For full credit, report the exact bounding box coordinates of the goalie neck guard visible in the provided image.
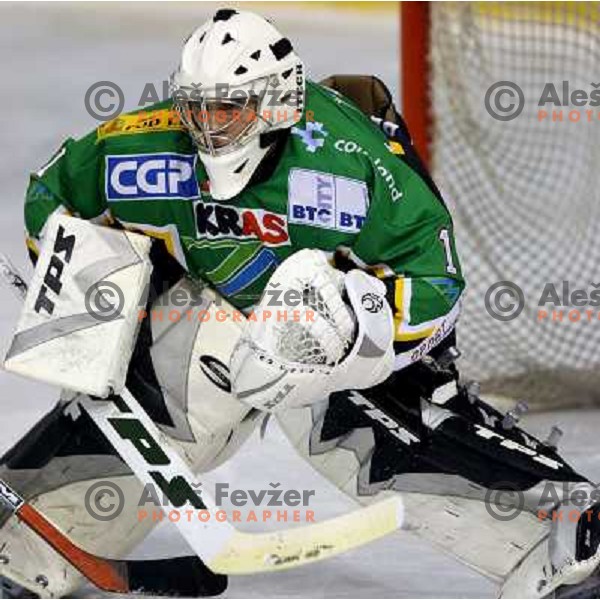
[170,9,305,200]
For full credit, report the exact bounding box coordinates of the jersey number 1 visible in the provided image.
[439,228,457,275]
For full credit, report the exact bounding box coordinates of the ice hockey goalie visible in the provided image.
[3,8,600,599]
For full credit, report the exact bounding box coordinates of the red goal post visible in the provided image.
[400,1,431,167]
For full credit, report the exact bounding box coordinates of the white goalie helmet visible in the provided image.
[170,9,305,200]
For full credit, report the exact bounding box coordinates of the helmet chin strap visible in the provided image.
[249,129,290,183]
[259,129,284,149]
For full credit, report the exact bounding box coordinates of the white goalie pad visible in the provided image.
[3,214,152,397]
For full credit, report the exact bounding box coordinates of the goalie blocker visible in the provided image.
[4,213,153,397]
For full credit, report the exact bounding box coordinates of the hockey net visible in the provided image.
[402,2,600,409]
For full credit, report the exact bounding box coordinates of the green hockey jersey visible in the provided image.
[24,80,464,369]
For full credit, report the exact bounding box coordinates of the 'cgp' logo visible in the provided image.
[106,153,199,200]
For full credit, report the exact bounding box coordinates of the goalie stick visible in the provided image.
[0,253,403,579]
[0,478,227,597]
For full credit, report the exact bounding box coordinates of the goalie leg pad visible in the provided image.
[0,400,156,598]
[276,355,589,587]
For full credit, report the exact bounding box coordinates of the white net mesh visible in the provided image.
[429,2,600,407]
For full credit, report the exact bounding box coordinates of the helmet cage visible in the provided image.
[171,75,280,157]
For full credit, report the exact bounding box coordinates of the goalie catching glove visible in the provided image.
[230,249,394,411]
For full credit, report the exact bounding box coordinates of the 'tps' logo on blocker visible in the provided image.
[106,153,199,200]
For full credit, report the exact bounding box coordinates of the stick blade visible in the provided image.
[127,556,228,597]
